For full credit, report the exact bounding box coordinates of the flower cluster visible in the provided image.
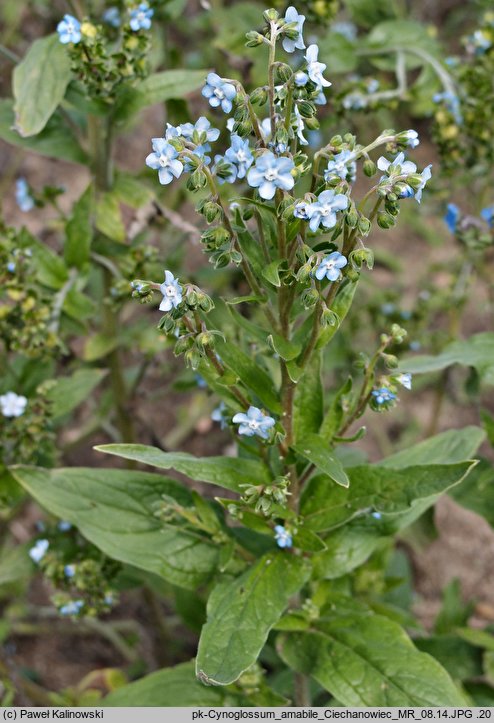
[377,153,432,204]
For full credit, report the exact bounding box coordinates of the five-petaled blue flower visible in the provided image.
[103,6,121,27]
[247,152,294,200]
[414,165,432,204]
[29,539,49,564]
[146,139,184,185]
[395,373,412,390]
[179,117,220,144]
[481,206,494,228]
[60,600,84,616]
[58,520,72,532]
[57,14,81,44]
[305,44,331,88]
[129,2,153,31]
[274,525,293,549]
[324,150,356,183]
[232,406,275,440]
[15,178,34,212]
[211,402,228,429]
[371,388,396,405]
[444,203,460,233]
[202,73,237,114]
[225,135,254,178]
[0,391,27,417]
[377,152,417,178]
[159,270,182,312]
[306,189,348,232]
[64,564,76,578]
[315,251,348,282]
[282,6,306,53]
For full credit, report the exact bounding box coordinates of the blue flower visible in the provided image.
[194,374,207,388]
[7,261,15,273]
[225,135,254,178]
[401,129,419,148]
[247,152,294,200]
[103,7,121,27]
[371,388,396,405]
[371,511,382,520]
[60,600,84,616]
[58,520,72,532]
[433,91,462,124]
[342,92,367,110]
[146,139,183,185]
[0,391,27,418]
[332,21,357,41]
[324,150,356,183]
[395,373,412,390]
[232,406,275,440]
[305,44,331,88]
[468,30,492,55]
[159,270,182,312]
[64,564,76,578]
[282,6,306,53]
[314,251,347,282]
[57,14,81,44]
[129,3,153,31]
[294,200,310,219]
[211,402,228,429]
[377,152,417,178]
[366,78,380,93]
[306,190,348,232]
[481,206,494,228]
[444,203,460,233]
[179,117,220,145]
[202,73,237,113]
[293,106,309,146]
[414,164,432,203]
[15,178,34,212]
[274,525,293,549]
[29,539,49,564]
[294,71,309,87]
[213,155,237,184]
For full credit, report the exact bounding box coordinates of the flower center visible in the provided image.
[165,284,176,297]
[237,150,247,162]
[159,154,170,168]
[214,88,225,100]
[137,11,146,21]
[321,205,331,216]
[325,260,336,269]
[67,20,75,33]
[248,420,260,430]
[265,169,278,182]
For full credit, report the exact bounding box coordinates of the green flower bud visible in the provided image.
[406,174,423,191]
[230,250,243,265]
[184,348,201,370]
[390,323,407,343]
[196,331,215,350]
[282,21,300,40]
[320,307,339,327]
[377,212,395,229]
[186,289,198,307]
[197,292,215,312]
[363,159,377,177]
[263,8,279,22]
[275,63,293,83]
[296,263,312,282]
[345,206,358,228]
[301,287,319,309]
[382,353,399,369]
[298,100,316,118]
[245,31,265,47]
[358,216,372,236]
[330,135,343,147]
[305,116,320,130]
[250,86,268,105]
[174,336,193,355]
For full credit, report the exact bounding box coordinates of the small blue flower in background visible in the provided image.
[315,251,347,282]
[225,135,254,178]
[247,152,295,200]
[211,402,228,430]
[7,261,16,273]
[366,78,379,94]
[194,374,207,388]
[0,391,28,418]
[433,91,462,125]
[129,2,154,31]
[294,71,309,87]
[467,30,492,55]
[274,525,293,549]
[60,600,84,616]
[371,387,396,406]
[64,564,76,578]
[414,165,432,203]
[342,92,367,111]
[282,6,306,53]
[103,6,121,27]
[332,21,357,41]
[232,406,275,440]
[395,373,412,390]
[444,203,460,233]
[145,139,184,185]
[15,178,34,212]
[58,520,72,532]
[377,152,417,178]
[159,270,182,312]
[306,190,348,232]
[57,14,81,44]
[104,593,114,605]
[202,73,237,113]
[29,539,49,564]
[481,206,494,228]
[305,44,331,88]
[371,511,382,520]
[324,150,356,183]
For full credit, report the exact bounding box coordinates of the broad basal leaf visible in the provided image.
[13,34,72,137]
[196,553,311,685]
[11,467,219,590]
[96,444,270,492]
[279,614,466,706]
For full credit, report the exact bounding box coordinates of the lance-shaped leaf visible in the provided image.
[293,434,349,488]
[378,426,485,469]
[278,614,466,706]
[293,353,323,442]
[301,461,476,532]
[13,34,72,137]
[46,368,107,419]
[104,661,224,706]
[11,466,219,590]
[96,444,270,492]
[65,185,94,269]
[196,553,311,685]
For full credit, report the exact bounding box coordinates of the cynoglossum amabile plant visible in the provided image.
[10,5,483,709]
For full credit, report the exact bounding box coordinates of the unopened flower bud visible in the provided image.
[301,287,319,309]
[250,87,268,105]
[363,159,377,177]
[382,353,399,369]
[275,63,292,83]
[377,212,395,229]
[245,31,265,47]
[358,216,371,236]
[320,307,339,327]
[263,8,279,22]
[298,100,316,118]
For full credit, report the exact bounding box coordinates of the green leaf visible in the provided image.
[95,192,126,243]
[29,237,68,289]
[293,353,323,442]
[11,466,219,590]
[315,278,358,349]
[13,34,72,137]
[0,544,31,587]
[301,462,476,533]
[113,172,154,209]
[400,333,494,385]
[449,459,494,531]
[318,33,358,73]
[279,614,466,705]
[104,661,224,706]
[414,635,482,682]
[0,99,86,164]
[267,333,301,362]
[293,434,349,488]
[114,69,208,121]
[196,552,311,685]
[215,340,281,414]
[64,185,94,269]
[456,628,494,652]
[95,444,270,492]
[434,579,473,635]
[83,333,118,362]
[320,377,352,442]
[312,526,385,579]
[261,260,282,287]
[378,426,485,469]
[46,368,107,418]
